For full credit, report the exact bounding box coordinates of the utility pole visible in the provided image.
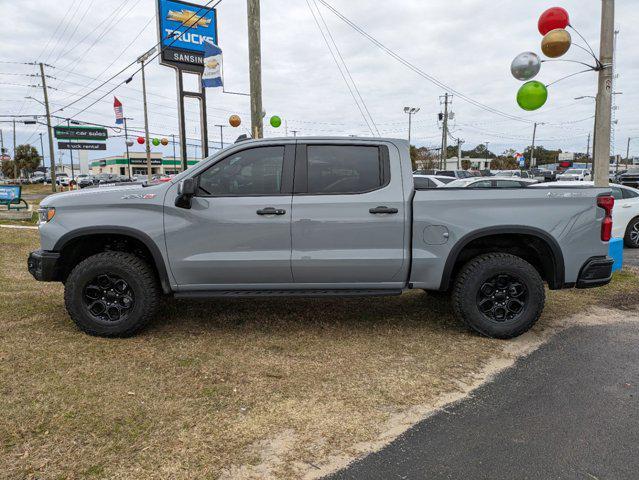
[39,63,56,191]
[137,48,155,183]
[66,119,75,185]
[123,117,132,179]
[247,0,264,139]
[439,93,451,170]
[39,132,45,168]
[13,119,18,180]
[485,141,490,171]
[172,134,177,173]
[593,0,614,187]
[215,124,226,148]
[531,122,538,168]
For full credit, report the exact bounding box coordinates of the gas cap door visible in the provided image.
[423,225,450,245]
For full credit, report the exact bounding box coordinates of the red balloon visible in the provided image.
[538,7,570,35]
[137,136,145,144]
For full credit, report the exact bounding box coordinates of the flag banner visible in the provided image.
[202,40,223,88]
[114,97,124,125]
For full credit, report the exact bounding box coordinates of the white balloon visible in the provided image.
[511,52,541,81]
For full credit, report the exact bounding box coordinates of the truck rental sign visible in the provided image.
[157,0,218,72]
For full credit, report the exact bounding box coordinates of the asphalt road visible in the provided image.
[327,322,639,480]
[624,247,639,268]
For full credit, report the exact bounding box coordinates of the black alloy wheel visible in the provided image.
[476,274,528,322]
[83,273,135,322]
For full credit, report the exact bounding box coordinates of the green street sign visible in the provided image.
[54,126,108,141]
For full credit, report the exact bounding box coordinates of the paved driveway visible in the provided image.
[327,321,639,480]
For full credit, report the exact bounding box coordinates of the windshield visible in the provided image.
[564,169,584,175]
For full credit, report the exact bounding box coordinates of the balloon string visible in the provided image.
[545,68,596,88]
[541,59,597,69]
[568,24,602,67]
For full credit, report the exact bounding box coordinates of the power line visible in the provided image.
[311,0,379,135]
[316,0,535,125]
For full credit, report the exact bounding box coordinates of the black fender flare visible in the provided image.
[53,226,172,294]
[439,226,565,291]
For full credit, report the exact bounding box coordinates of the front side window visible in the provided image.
[307,145,383,194]
[198,146,284,196]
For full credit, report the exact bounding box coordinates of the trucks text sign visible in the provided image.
[157,0,218,72]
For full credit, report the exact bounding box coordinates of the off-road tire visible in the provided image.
[451,253,545,339]
[624,217,639,248]
[64,251,161,337]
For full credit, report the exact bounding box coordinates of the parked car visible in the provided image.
[56,173,70,186]
[413,174,456,188]
[78,176,98,189]
[556,168,592,181]
[532,181,639,247]
[95,173,120,185]
[442,177,538,188]
[29,137,614,340]
[618,168,639,188]
[29,173,46,184]
[530,168,555,183]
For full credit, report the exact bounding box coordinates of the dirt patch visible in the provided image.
[1,229,637,479]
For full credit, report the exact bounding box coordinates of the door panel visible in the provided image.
[164,145,294,288]
[291,143,406,286]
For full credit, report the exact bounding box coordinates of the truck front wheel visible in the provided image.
[64,252,161,337]
[451,253,545,339]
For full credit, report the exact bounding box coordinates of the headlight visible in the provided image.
[38,207,56,223]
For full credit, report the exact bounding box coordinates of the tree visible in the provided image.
[1,160,16,179]
[462,143,495,159]
[14,144,41,176]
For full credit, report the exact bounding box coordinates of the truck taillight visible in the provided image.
[597,195,614,242]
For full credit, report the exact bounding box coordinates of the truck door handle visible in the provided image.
[369,206,398,214]
[256,207,286,215]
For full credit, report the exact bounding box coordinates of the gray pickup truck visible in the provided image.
[28,137,614,339]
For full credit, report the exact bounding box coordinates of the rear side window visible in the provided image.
[471,180,493,188]
[611,186,624,200]
[414,177,435,189]
[622,188,639,199]
[495,180,524,188]
[306,145,386,194]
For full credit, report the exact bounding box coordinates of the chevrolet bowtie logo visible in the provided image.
[167,9,211,28]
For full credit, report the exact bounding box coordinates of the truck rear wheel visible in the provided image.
[64,252,160,337]
[451,253,545,339]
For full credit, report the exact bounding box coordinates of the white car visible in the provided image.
[556,168,592,181]
[442,176,538,188]
[413,174,456,188]
[531,181,639,247]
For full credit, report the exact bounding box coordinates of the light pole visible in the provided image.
[627,137,637,165]
[137,47,156,183]
[123,117,133,179]
[215,124,226,149]
[404,106,420,146]
[485,141,490,171]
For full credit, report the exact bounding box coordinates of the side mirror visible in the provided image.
[175,178,197,209]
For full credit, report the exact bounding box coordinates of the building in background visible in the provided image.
[89,152,201,176]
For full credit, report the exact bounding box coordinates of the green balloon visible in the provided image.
[270,115,282,128]
[152,138,160,146]
[517,81,548,111]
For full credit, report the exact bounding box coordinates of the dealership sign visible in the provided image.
[57,142,107,151]
[130,157,163,165]
[157,0,218,72]
[54,126,108,141]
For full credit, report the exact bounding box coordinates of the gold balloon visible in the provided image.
[229,114,241,128]
[541,28,571,58]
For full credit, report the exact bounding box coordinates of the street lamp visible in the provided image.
[485,141,490,170]
[404,106,420,146]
